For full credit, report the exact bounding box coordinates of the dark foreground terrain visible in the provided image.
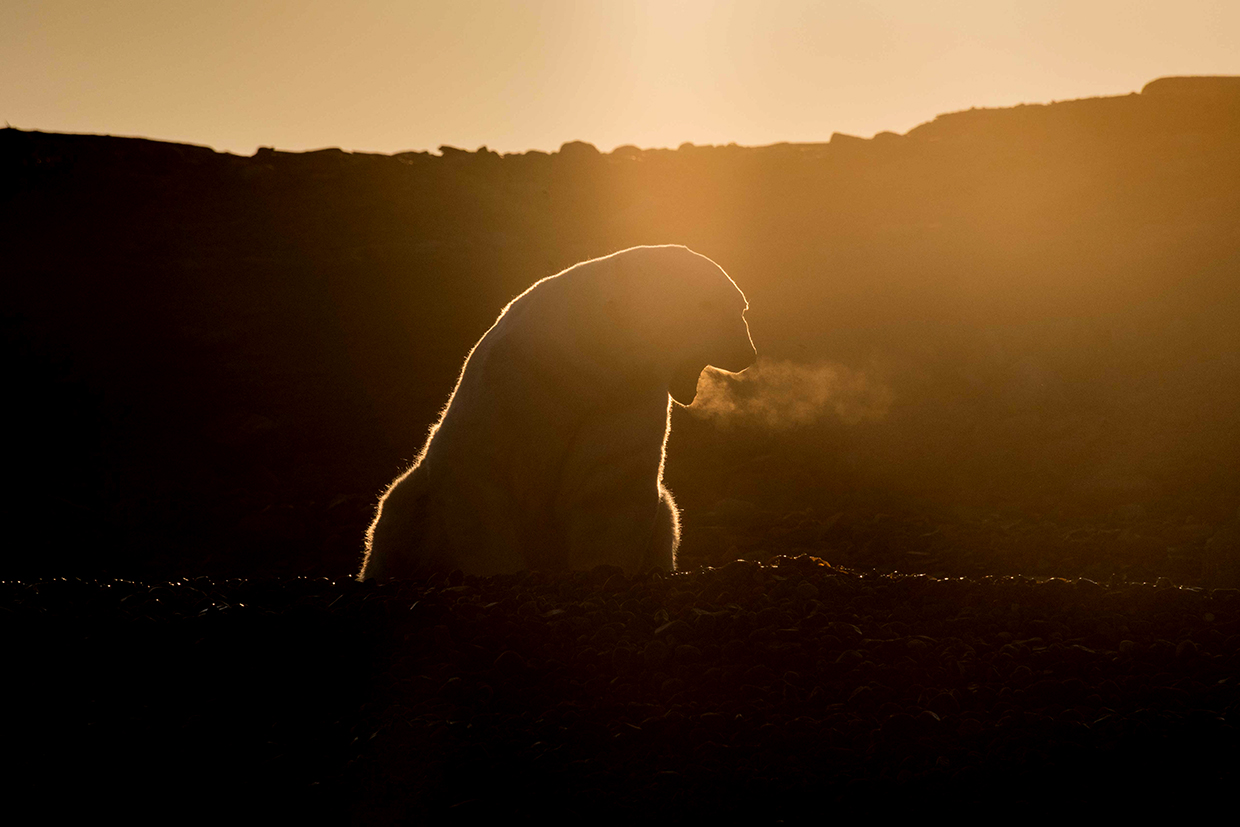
[9,560,1238,820]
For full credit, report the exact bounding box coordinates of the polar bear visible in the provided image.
[359,245,755,580]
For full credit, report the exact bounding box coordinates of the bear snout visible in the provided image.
[669,361,708,405]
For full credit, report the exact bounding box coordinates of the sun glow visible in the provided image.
[2,1,1238,154]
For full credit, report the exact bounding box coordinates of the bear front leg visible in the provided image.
[642,484,680,571]
[555,394,675,574]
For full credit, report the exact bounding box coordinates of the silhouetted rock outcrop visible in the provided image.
[1141,75,1240,97]
[558,139,601,163]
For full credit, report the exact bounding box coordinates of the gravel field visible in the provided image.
[8,557,1239,821]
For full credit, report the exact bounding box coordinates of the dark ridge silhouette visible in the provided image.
[1141,75,1240,97]
[3,76,1239,583]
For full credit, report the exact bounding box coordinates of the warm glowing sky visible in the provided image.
[4,1,1238,156]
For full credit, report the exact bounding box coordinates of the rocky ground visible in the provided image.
[8,557,1238,821]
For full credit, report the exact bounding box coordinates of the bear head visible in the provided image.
[598,245,755,404]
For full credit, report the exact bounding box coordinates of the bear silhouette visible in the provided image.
[360,245,755,579]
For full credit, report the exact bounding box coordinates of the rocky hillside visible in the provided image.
[3,76,1239,582]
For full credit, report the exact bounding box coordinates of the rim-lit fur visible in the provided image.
[360,245,755,580]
